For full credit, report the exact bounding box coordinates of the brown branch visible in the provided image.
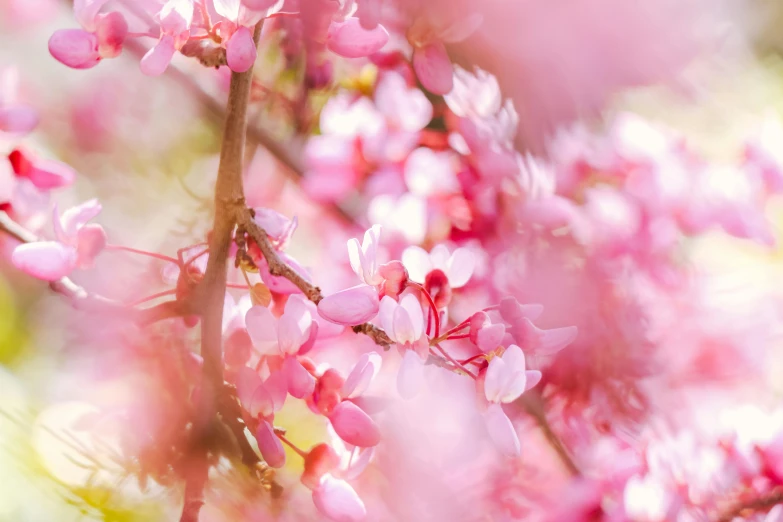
[716,489,783,522]
[517,390,580,477]
[237,209,393,349]
[180,22,263,522]
[0,211,192,324]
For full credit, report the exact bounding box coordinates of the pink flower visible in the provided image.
[401,243,474,289]
[378,294,428,398]
[48,0,128,69]
[0,68,38,135]
[140,0,194,76]
[403,148,460,197]
[318,284,380,326]
[481,344,540,457]
[374,72,433,133]
[341,352,382,399]
[11,199,106,281]
[245,296,317,398]
[347,225,382,286]
[312,474,367,522]
[211,0,284,72]
[251,207,298,250]
[256,419,286,468]
[235,365,286,419]
[469,312,506,353]
[328,400,380,448]
[499,297,577,356]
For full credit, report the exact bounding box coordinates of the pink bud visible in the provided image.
[95,11,128,58]
[75,223,107,268]
[329,401,380,448]
[140,35,176,76]
[378,260,408,299]
[412,41,453,95]
[226,26,257,73]
[48,29,101,69]
[312,475,367,522]
[255,420,286,468]
[11,241,77,281]
[327,17,389,59]
[318,285,380,326]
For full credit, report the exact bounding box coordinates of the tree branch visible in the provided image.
[517,390,580,477]
[716,489,783,522]
[180,22,263,522]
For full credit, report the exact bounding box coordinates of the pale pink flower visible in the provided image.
[251,207,298,250]
[0,68,38,135]
[49,0,128,69]
[374,72,433,133]
[7,148,76,191]
[468,311,506,354]
[256,419,286,468]
[403,148,460,197]
[367,193,427,245]
[235,365,286,419]
[140,0,194,76]
[11,199,106,281]
[401,243,474,288]
[378,294,428,399]
[318,284,380,326]
[328,400,381,448]
[326,17,389,58]
[245,295,317,398]
[341,352,382,400]
[347,225,382,286]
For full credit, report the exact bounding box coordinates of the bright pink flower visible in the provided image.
[326,17,388,58]
[318,284,380,326]
[484,344,540,404]
[401,243,474,289]
[0,68,38,135]
[347,225,382,286]
[11,199,106,281]
[49,0,128,69]
[312,474,367,522]
[328,400,380,448]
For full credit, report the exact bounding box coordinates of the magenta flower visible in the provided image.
[8,148,76,191]
[0,68,38,135]
[11,199,106,281]
[48,0,128,69]
[140,0,194,76]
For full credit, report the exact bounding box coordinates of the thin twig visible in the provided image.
[715,489,783,522]
[517,390,580,477]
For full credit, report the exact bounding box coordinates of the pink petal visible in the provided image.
[446,248,474,288]
[399,293,424,341]
[75,223,107,268]
[255,420,286,468]
[24,159,76,190]
[326,17,388,59]
[400,246,432,283]
[524,370,542,392]
[277,309,310,355]
[140,35,176,76]
[241,0,280,10]
[283,356,316,399]
[392,302,415,344]
[342,446,375,480]
[312,475,367,522]
[74,0,110,30]
[235,366,262,408]
[329,401,380,448]
[476,323,505,353]
[257,253,312,294]
[520,319,578,356]
[412,41,453,95]
[266,369,288,411]
[484,403,520,457]
[438,13,483,43]
[378,295,397,335]
[396,349,424,400]
[499,297,544,323]
[59,199,102,237]
[212,0,240,20]
[247,382,274,418]
[356,0,381,29]
[245,305,279,353]
[0,105,38,135]
[318,285,379,326]
[11,241,77,281]
[48,29,101,69]
[342,353,382,399]
[502,344,526,373]
[484,356,508,403]
[226,26,257,73]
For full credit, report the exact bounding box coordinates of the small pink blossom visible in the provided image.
[11,199,106,281]
[211,0,284,73]
[49,0,128,69]
[329,400,381,448]
[312,474,367,522]
[140,0,194,76]
[469,312,506,353]
[252,207,298,250]
[484,344,541,404]
[341,352,382,399]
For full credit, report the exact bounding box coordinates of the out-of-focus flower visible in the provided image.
[48,0,128,69]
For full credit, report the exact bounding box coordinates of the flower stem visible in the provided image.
[106,244,179,263]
